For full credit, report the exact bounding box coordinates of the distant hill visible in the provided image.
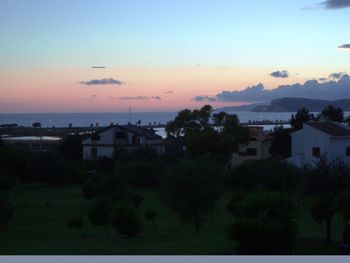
[215,98,350,112]
[252,98,350,112]
[215,102,268,112]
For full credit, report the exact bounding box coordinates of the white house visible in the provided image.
[82,125,163,160]
[287,121,350,167]
[230,127,273,168]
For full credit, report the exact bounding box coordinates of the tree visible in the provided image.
[290,108,314,130]
[88,197,113,237]
[57,134,83,161]
[320,105,344,122]
[269,126,292,158]
[82,174,123,200]
[227,191,297,254]
[161,159,223,234]
[0,194,13,230]
[67,217,83,237]
[111,201,143,238]
[303,155,350,243]
[143,208,158,230]
[32,122,42,128]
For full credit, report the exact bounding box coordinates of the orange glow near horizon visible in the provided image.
[0,67,346,113]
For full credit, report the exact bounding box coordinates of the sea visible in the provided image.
[0,112,299,128]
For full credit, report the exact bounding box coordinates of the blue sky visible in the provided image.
[1,0,349,68]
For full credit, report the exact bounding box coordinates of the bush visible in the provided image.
[229,217,297,255]
[111,201,143,238]
[82,174,123,200]
[143,208,158,228]
[88,197,113,236]
[227,191,297,254]
[67,217,83,232]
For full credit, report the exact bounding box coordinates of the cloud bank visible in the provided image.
[338,44,350,50]
[194,72,350,103]
[80,78,124,86]
[322,0,350,9]
[270,70,289,78]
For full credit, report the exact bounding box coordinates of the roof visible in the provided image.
[248,126,273,140]
[306,121,350,137]
[118,125,162,140]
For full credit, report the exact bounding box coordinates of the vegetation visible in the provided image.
[320,105,344,122]
[161,159,223,234]
[67,217,83,236]
[111,201,143,238]
[302,156,350,243]
[290,108,315,130]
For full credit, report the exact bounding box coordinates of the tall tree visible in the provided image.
[303,156,350,243]
[161,159,223,234]
[320,105,344,122]
[290,108,314,130]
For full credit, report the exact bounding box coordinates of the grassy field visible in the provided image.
[0,184,346,255]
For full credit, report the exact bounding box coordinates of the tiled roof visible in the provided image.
[306,122,350,137]
[119,125,162,140]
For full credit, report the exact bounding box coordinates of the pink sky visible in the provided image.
[0,67,342,113]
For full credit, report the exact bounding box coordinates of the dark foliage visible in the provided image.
[57,134,83,161]
[270,126,292,158]
[0,174,14,191]
[111,201,143,238]
[0,194,14,230]
[290,108,314,131]
[161,159,223,234]
[82,174,123,200]
[67,217,83,231]
[320,105,344,122]
[227,191,297,255]
[228,159,300,192]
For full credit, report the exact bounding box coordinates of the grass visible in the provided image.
[0,184,347,255]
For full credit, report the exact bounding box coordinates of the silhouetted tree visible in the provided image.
[111,201,143,238]
[290,108,314,130]
[320,105,344,122]
[227,191,297,254]
[57,134,83,161]
[161,159,223,234]
[32,122,42,128]
[270,126,292,158]
[303,156,350,243]
[0,194,13,230]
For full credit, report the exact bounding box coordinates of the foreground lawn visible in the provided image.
[0,184,346,255]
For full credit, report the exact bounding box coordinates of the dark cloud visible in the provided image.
[270,70,289,79]
[338,44,350,49]
[193,96,217,102]
[90,94,97,98]
[329,72,350,80]
[118,96,161,100]
[197,73,350,102]
[80,78,124,86]
[321,0,350,9]
[165,90,174,94]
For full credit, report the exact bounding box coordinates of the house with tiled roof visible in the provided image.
[230,126,273,168]
[287,121,350,167]
[82,125,163,160]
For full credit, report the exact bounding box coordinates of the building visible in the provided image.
[230,127,273,168]
[287,121,350,167]
[82,125,164,160]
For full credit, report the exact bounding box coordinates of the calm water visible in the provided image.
[0,111,299,128]
[1,111,347,129]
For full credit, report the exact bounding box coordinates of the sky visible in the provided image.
[0,0,349,112]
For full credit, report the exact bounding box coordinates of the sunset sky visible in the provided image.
[0,0,349,113]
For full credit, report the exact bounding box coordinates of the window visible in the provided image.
[246,148,257,156]
[347,146,350,156]
[91,148,97,157]
[116,131,127,140]
[312,147,320,157]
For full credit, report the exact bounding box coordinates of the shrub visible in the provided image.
[82,174,122,200]
[0,194,13,230]
[0,174,14,191]
[111,201,143,238]
[143,208,158,229]
[67,217,83,233]
[88,197,113,236]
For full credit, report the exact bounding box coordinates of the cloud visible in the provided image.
[165,90,174,94]
[90,94,98,98]
[338,44,350,50]
[80,78,124,86]
[321,0,350,9]
[193,96,217,102]
[118,96,162,100]
[329,72,350,80]
[196,73,350,102]
[270,70,289,79]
